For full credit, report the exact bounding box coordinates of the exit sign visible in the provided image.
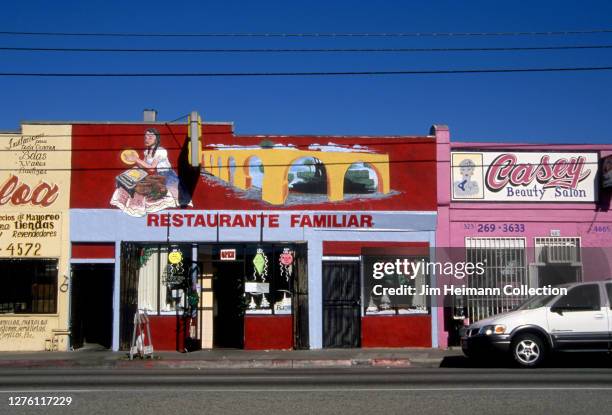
[220,249,236,261]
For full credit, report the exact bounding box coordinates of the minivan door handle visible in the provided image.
[594,314,605,319]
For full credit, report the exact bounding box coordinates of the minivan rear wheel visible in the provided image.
[511,333,546,368]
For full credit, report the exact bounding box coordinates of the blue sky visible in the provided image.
[1,0,612,143]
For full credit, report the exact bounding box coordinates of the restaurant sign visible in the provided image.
[451,151,598,202]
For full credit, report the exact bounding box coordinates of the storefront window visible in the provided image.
[244,245,294,315]
[534,237,581,286]
[137,245,192,314]
[0,259,58,314]
[273,247,294,314]
[363,255,429,315]
[134,243,295,316]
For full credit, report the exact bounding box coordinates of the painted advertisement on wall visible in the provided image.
[70,123,437,213]
[451,151,598,202]
[0,126,71,257]
[0,124,72,351]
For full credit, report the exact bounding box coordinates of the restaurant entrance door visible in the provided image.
[70,264,114,349]
[212,261,245,348]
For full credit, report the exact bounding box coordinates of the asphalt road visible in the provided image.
[1,367,612,415]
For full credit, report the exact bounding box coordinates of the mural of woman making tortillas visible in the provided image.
[110,128,189,217]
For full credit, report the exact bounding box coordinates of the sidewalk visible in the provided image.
[0,347,461,370]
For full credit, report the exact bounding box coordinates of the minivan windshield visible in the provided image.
[517,294,557,310]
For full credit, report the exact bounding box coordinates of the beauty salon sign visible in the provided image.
[451,151,598,202]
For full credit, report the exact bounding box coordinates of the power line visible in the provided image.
[2,160,434,172]
[1,66,612,77]
[1,132,433,140]
[1,159,603,172]
[1,29,612,38]
[0,142,607,151]
[2,45,612,53]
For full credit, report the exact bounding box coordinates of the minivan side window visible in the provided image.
[552,284,600,311]
[606,284,612,309]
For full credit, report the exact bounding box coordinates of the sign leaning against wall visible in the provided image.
[451,151,599,202]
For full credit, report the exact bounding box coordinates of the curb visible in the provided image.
[0,357,418,370]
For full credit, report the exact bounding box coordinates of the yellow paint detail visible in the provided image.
[202,148,390,205]
[126,169,144,179]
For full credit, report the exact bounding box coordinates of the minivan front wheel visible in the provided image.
[511,333,546,367]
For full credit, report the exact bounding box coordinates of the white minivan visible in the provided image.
[461,281,612,367]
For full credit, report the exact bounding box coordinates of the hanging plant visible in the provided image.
[138,247,154,268]
[188,291,199,308]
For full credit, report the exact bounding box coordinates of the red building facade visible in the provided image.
[68,113,439,351]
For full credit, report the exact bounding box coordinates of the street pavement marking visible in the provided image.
[2,387,612,393]
[0,376,314,380]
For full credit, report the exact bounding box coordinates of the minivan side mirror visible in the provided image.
[550,306,564,315]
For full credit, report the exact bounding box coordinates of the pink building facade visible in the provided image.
[433,125,612,348]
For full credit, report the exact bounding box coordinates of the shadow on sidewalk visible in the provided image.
[440,353,612,369]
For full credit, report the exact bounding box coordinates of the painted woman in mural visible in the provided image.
[129,128,181,192]
[110,128,183,217]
